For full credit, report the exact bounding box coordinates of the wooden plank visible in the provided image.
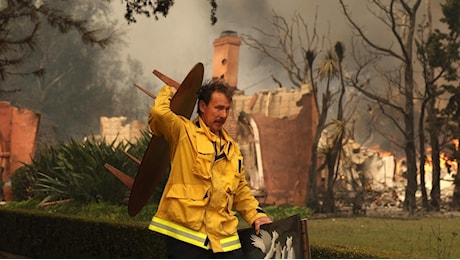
[104,163,134,189]
[128,63,204,217]
[152,69,180,89]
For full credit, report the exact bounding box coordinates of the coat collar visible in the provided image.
[193,116,235,157]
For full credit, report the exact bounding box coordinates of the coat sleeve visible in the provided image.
[232,149,268,226]
[148,85,183,144]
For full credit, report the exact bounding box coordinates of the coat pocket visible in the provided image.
[192,140,214,179]
[165,184,209,231]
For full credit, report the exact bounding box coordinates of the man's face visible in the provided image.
[199,91,231,135]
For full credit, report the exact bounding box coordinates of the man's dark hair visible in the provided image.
[196,80,234,115]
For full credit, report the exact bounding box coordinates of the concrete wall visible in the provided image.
[232,85,312,119]
[99,116,147,146]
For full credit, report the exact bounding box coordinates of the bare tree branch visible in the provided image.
[242,9,320,88]
[339,0,406,61]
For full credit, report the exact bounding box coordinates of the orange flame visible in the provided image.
[424,151,457,174]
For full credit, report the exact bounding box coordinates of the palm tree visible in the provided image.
[314,48,340,213]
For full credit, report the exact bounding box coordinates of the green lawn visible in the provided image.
[308,217,460,258]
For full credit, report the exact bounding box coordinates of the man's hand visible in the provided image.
[253,216,272,235]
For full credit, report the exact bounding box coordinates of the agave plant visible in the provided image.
[12,134,148,205]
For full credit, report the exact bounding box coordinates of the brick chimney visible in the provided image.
[212,30,241,88]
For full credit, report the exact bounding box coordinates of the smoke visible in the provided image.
[112,0,412,91]
[112,0,310,93]
[112,0,446,89]
[111,0,447,153]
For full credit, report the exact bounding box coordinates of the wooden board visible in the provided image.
[128,63,204,217]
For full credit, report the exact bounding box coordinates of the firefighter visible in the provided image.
[148,80,272,258]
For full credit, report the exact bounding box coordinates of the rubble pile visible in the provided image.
[334,140,459,218]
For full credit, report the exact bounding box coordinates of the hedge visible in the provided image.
[0,207,411,258]
[0,208,165,258]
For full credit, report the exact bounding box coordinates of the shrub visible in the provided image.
[11,135,145,205]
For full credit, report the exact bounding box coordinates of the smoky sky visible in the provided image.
[111,0,345,94]
[112,0,444,95]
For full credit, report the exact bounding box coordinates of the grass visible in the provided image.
[308,217,460,258]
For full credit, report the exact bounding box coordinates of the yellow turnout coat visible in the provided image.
[148,86,267,252]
